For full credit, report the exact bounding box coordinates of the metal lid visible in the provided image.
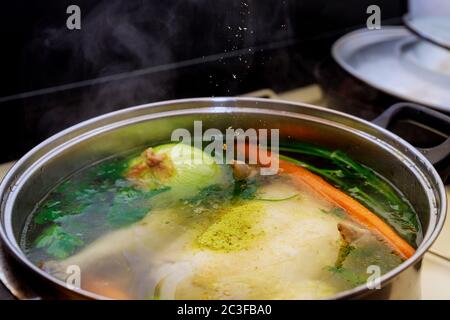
[332,27,450,112]
[404,14,450,50]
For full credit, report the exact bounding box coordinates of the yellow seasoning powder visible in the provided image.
[196,202,265,252]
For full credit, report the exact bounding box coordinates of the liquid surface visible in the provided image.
[23,143,420,299]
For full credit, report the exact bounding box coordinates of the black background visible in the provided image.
[0,0,406,162]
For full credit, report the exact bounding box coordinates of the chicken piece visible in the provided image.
[337,220,371,243]
[231,161,251,180]
[46,180,346,299]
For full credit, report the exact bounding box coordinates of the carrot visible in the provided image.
[84,279,131,300]
[244,143,416,259]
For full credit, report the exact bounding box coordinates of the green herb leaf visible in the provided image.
[320,207,347,219]
[91,157,129,182]
[233,178,258,200]
[327,266,367,287]
[107,186,170,228]
[256,194,298,202]
[34,225,83,259]
[335,241,355,269]
[182,184,233,212]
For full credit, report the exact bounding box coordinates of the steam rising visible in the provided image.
[25,0,292,137]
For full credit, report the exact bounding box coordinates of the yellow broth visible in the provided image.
[22,143,419,299]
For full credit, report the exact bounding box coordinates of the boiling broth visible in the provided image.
[22,142,420,299]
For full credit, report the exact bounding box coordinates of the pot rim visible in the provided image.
[0,97,447,300]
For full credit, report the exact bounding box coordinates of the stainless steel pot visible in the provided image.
[0,98,449,299]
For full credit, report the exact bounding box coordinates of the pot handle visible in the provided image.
[373,102,450,181]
